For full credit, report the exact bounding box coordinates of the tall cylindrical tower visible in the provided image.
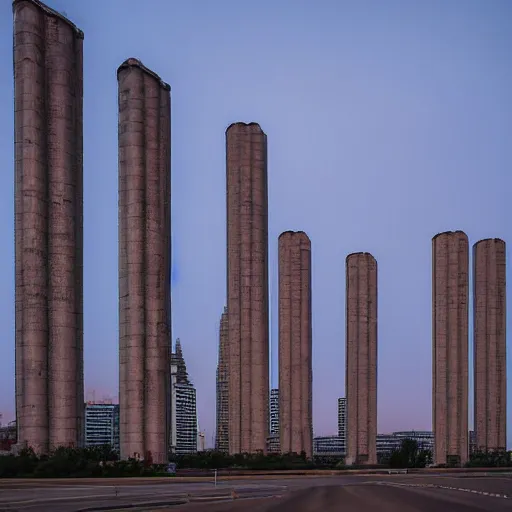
[226,122,269,454]
[13,0,84,453]
[345,252,377,465]
[432,230,469,466]
[118,58,171,463]
[473,238,506,452]
[278,231,312,458]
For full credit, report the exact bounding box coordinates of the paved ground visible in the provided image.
[179,483,512,511]
[0,472,510,511]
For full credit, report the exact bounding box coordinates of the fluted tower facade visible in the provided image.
[345,252,377,465]
[14,0,84,454]
[432,231,469,466]
[473,238,507,452]
[278,231,313,457]
[118,58,171,464]
[226,122,269,454]
[216,307,229,452]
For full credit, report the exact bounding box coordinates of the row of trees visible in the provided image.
[0,441,510,478]
[0,446,169,478]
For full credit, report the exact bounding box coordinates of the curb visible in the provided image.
[78,500,188,511]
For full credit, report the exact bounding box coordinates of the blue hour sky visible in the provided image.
[0,0,511,447]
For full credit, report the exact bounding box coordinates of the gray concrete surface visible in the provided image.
[182,483,512,511]
[0,473,511,511]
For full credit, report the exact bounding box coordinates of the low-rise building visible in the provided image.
[313,435,345,456]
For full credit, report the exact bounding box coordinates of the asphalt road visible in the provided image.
[0,473,510,511]
[181,483,512,511]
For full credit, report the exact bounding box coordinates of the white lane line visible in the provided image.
[376,481,510,499]
[0,491,166,506]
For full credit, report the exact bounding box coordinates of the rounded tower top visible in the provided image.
[117,58,171,91]
[225,122,265,134]
[13,0,84,39]
[432,230,468,242]
[473,237,505,246]
[346,251,376,261]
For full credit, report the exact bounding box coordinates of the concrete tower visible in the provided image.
[226,122,269,454]
[345,252,377,465]
[473,238,507,452]
[432,231,469,466]
[14,0,84,454]
[118,58,171,464]
[216,307,229,452]
[278,231,313,458]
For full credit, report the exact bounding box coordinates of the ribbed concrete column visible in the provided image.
[14,0,84,454]
[118,58,171,463]
[278,231,312,458]
[473,238,506,452]
[432,231,469,466]
[226,122,269,454]
[345,252,377,465]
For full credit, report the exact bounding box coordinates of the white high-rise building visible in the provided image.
[170,339,197,454]
[338,397,347,453]
[85,403,120,453]
[270,388,279,435]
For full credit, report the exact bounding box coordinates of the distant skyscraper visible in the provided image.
[85,403,120,453]
[171,340,197,454]
[118,58,171,464]
[226,122,269,454]
[432,231,469,466]
[13,0,84,454]
[216,308,229,452]
[170,361,178,453]
[338,397,347,453]
[473,238,507,452]
[197,431,206,452]
[345,253,377,465]
[270,389,279,436]
[172,339,190,386]
[278,231,313,457]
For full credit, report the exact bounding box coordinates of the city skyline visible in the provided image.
[0,0,511,448]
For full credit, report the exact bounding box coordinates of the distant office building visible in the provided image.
[216,307,229,453]
[270,389,279,436]
[432,231,469,466]
[170,362,177,453]
[377,431,434,456]
[345,253,378,465]
[226,122,269,455]
[171,339,197,454]
[473,239,507,452]
[197,431,206,452]
[174,385,197,454]
[313,436,345,457]
[393,431,434,452]
[266,434,280,454]
[469,430,476,455]
[376,434,402,455]
[84,403,120,453]
[278,231,313,458]
[337,398,347,453]
[0,421,17,453]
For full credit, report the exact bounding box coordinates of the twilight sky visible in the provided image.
[0,0,511,448]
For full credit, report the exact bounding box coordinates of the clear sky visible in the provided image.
[0,0,511,448]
